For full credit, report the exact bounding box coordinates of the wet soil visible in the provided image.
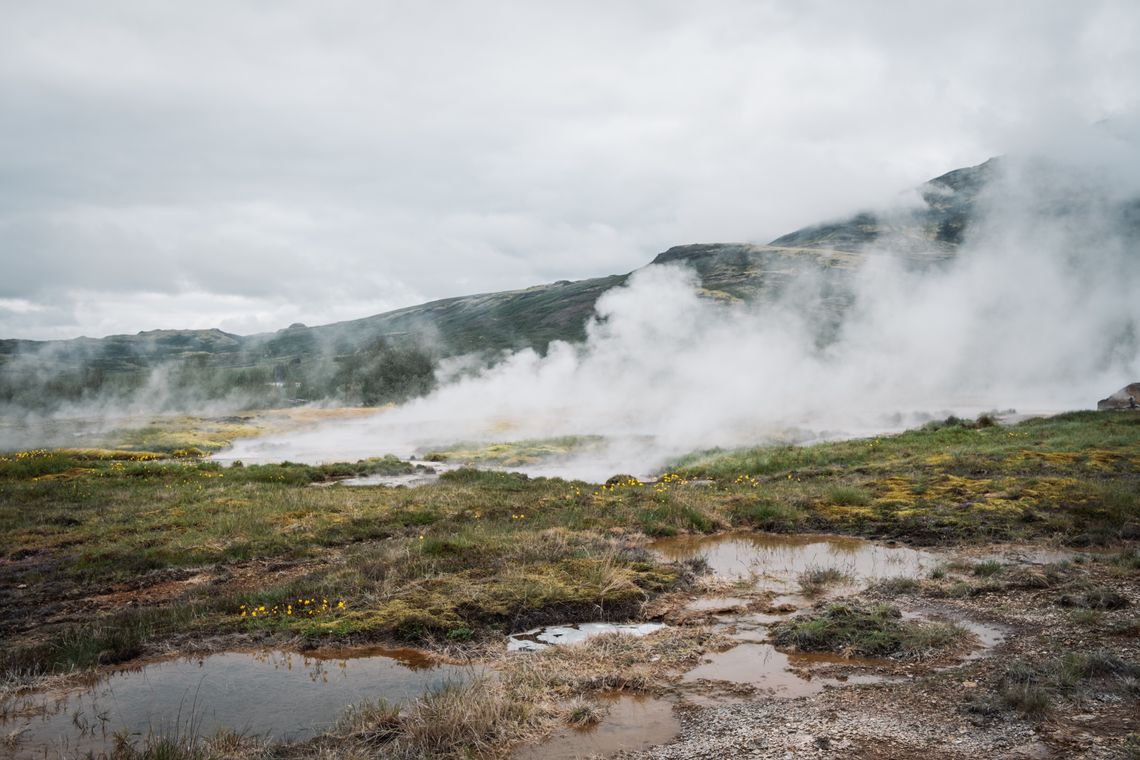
[613,536,1138,760]
[4,532,1136,759]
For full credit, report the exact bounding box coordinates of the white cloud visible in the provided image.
[2,1,1139,339]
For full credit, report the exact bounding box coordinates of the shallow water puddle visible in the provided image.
[512,694,680,760]
[684,595,752,612]
[2,648,471,759]
[507,622,665,652]
[681,642,886,700]
[653,532,935,601]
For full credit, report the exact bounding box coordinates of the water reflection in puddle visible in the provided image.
[653,532,934,601]
[518,534,1007,759]
[2,649,472,759]
[513,694,680,760]
[681,642,886,700]
[507,622,665,653]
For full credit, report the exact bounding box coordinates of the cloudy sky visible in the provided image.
[2,1,1138,341]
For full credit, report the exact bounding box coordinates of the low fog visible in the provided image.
[222,138,1140,480]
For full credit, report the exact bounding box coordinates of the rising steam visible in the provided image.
[223,136,1140,480]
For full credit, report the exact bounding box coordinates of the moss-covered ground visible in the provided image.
[0,410,1138,758]
[1,411,1137,676]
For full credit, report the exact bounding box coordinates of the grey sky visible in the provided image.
[2,1,1138,340]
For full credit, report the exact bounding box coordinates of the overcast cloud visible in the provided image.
[2,1,1138,340]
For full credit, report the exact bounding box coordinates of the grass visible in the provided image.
[826,486,871,506]
[1056,586,1129,610]
[873,575,923,595]
[671,410,1140,543]
[395,678,536,758]
[771,601,971,660]
[999,650,1140,717]
[564,696,603,727]
[2,410,1138,676]
[797,566,851,597]
[323,627,724,759]
[324,678,542,759]
[972,560,1005,577]
[1,409,1138,757]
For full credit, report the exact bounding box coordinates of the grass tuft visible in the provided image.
[772,601,969,660]
[797,567,851,597]
[874,576,922,596]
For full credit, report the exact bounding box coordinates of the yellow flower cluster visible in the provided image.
[511,513,527,519]
[734,474,760,488]
[240,597,346,618]
[591,477,644,499]
[649,471,690,496]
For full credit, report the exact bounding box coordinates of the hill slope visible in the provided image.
[0,159,1003,412]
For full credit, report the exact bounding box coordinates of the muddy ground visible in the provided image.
[616,541,1139,760]
[4,535,1137,759]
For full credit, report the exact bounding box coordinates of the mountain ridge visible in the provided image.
[0,158,1001,411]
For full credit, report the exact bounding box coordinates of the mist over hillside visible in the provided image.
[4,132,1140,466]
[0,155,1019,415]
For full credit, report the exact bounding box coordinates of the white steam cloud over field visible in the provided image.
[224,137,1140,480]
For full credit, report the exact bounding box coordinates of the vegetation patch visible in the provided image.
[1055,587,1130,610]
[324,627,723,759]
[797,567,851,597]
[2,410,1138,680]
[999,651,1140,717]
[772,601,971,660]
[873,576,923,596]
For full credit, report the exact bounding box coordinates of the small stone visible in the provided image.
[16,583,27,589]
[962,681,978,688]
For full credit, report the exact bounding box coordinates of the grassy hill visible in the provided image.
[0,159,1001,413]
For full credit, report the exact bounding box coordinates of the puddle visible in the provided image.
[685,596,751,612]
[1,648,472,759]
[512,694,680,760]
[519,535,1006,758]
[507,622,665,653]
[958,618,1008,658]
[653,532,934,602]
[906,611,1009,664]
[649,534,1004,708]
[680,642,886,699]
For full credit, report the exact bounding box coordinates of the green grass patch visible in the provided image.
[772,601,970,660]
[999,650,1140,717]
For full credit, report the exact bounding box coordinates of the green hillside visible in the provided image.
[0,159,998,412]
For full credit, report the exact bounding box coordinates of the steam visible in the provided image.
[8,126,1140,478]
[221,143,1140,480]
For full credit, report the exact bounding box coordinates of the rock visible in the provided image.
[1096,382,1140,410]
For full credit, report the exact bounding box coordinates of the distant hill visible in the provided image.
[0,159,1002,412]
